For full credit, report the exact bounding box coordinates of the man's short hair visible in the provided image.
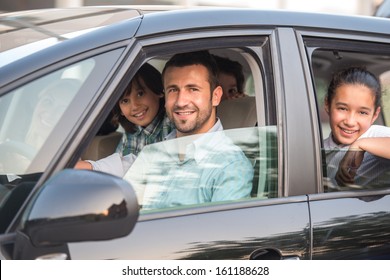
[162,50,220,91]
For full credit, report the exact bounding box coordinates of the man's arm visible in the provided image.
[74,153,136,177]
[74,160,92,170]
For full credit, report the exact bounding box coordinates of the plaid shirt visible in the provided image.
[116,110,174,156]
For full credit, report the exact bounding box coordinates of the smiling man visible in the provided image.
[162,51,223,137]
[124,51,254,210]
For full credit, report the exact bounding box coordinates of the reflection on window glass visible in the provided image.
[124,130,254,211]
[123,126,278,213]
[0,59,94,174]
[380,71,390,126]
[312,49,390,192]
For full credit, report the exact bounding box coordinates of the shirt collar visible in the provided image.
[165,118,223,140]
[324,133,348,150]
[164,118,224,163]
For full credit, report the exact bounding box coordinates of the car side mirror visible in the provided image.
[19,169,139,248]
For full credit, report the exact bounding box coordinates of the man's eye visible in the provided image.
[166,88,177,94]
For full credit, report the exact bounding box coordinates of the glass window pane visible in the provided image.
[311,46,390,192]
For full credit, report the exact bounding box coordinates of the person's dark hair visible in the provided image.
[112,63,164,133]
[162,50,220,92]
[213,55,245,93]
[326,67,382,109]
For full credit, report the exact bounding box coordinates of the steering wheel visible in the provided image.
[0,141,36,173]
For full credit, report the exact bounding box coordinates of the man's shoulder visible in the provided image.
[209,131,253,165]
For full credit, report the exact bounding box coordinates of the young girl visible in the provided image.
[75,63,174,176]
[324,67,390,189]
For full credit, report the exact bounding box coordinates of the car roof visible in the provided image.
[3,6,389,53]
[136,7,390,37]
[2,6,390,88]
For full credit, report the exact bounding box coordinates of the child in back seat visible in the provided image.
[75,63,174,176]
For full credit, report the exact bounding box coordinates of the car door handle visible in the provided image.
[35,253,68,260]
[250,248,300,260]
[281,256,300,260]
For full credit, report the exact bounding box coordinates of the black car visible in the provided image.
[1,6,390,260]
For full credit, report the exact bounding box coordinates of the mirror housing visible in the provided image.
[21,169,139,247]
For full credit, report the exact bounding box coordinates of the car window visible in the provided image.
[0,7,141,66]
[0,49,125,233]
[379,70,390,124]
[309,39,390,192]
[0,65,85,174]
[117,45,278,214]
[0,50,122,176]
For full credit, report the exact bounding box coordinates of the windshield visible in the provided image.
[0,7,141,65]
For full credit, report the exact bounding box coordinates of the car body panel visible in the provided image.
[68,198,310,259]
[136,8,390,38]
[309,192,390,259]
[0,6,390,260]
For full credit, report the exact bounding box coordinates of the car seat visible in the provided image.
[217,96,257,129]
[81,131,122,161]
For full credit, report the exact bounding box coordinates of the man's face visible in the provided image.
[163,64,222,137]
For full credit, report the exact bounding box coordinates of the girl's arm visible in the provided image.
[351,137,390,159]
[335,137,390,186]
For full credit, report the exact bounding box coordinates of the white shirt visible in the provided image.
[87,153,136,178]
[324,125,390,190]
[88,119,224,178]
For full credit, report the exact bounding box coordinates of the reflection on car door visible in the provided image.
[309,193,390,259]
[68,199,311,259]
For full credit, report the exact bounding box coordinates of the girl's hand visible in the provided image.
[335,146,365,186]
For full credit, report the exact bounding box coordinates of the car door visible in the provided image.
[2,13,317,260]
[0,16,142,250]
[63,25,315,260]
[302,29,390,259]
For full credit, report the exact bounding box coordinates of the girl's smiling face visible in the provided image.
[119,78,163,128]
[325,84,381,145]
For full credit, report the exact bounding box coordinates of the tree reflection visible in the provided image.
[313,212,390,259]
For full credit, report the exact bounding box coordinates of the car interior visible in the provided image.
[5,43,390,233]
[80,47,278,200]
[310,45,390,192]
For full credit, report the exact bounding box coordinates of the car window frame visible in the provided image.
[122,31,285,220]
[301,29,390,195]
